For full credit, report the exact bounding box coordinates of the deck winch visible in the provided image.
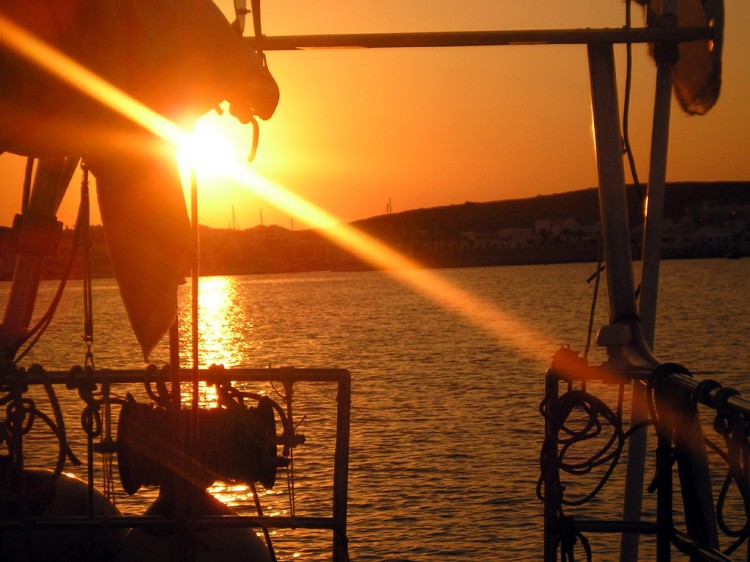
[116,394,288,495]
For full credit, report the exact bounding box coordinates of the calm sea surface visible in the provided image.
[2,259,749,561]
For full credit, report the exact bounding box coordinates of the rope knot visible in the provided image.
[712,387,741,437]
[694,378,721,407]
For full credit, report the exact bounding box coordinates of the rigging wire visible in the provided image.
[79,164,118,503]
[76,163,103,517]
[271,380,298,517]
[80,162,95,370]
[250,480,278,562]
[622,0,645,202]
[583,248,604,360]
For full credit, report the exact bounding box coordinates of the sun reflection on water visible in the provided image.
[179,276,257,368]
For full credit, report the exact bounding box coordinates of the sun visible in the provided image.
[177,104,252,180]
[176,104,268,226]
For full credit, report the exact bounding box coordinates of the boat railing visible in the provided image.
[540,348,750,561]
[0,364,351,562]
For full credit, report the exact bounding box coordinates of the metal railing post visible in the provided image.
[542,371,561,561]
[333,371,351,562]
[586,42,638,325]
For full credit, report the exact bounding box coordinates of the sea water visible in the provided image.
[2,259,749,561]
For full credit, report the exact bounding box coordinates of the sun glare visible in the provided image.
[0,11,563,371]
[178,107,251,179]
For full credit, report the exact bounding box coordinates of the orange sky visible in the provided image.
[1,0,748,229]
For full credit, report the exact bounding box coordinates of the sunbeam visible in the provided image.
[0,11,559,368]
[200,159,561,364]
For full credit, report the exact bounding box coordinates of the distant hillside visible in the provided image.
[1,181,748,279]
[350,181,750,238]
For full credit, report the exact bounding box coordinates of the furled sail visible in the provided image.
[0,0,279,359]
[86,146,192,360]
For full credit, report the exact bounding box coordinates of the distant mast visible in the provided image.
[386,197,393,215]
[232,205,238,230]
[259,209,264,226]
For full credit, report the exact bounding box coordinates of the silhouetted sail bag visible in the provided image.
[0,0,279,155]
[0,0,279,359]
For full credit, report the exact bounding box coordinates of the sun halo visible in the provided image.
[177,105,253,181]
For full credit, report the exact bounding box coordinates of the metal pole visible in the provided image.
[1,157,77,357]
[621,4,679,560]
[257,26,713,51]
[542,372,561,561]
[333,372,351,562]
[640,6,677,349]
[621,6,678,560]
[587,43,639,324]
